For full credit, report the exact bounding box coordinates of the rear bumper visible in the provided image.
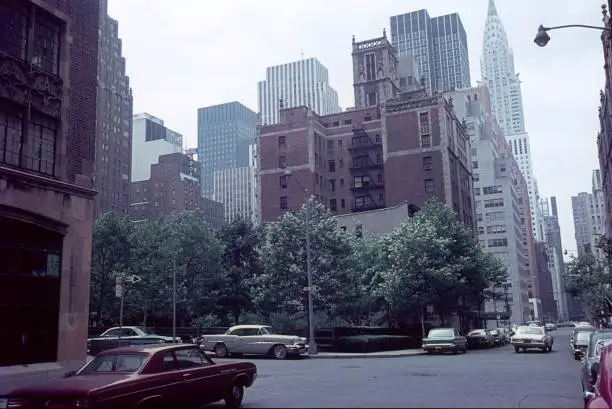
[512,341,547,349]
[423,343,456,351]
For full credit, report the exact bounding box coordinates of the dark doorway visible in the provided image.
[0,216,63,366]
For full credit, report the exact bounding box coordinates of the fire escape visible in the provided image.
[348,127,385,212]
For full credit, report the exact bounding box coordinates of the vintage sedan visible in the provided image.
[575,331,597,360]
[466,329,494,349]
[586,344,612,408]
[511,325,553,353]
[422,328,468,354]
[0,344,257,408]
[87,326,181,356]
[199,325,308,359]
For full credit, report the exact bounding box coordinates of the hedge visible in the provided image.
[336,335,416,353]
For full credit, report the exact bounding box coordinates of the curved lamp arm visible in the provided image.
[542,24,611,32]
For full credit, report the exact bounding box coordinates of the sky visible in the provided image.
[107,0,606,253]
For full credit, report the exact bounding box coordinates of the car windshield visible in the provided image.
[596,340,612,356]
[468,330,486,336]
[79,353,148,375]
[428,329,454,338]
[516,326,544,335]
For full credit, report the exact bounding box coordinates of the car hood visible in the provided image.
[9,374,133,396]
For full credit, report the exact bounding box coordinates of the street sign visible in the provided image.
[125,274,142,284]
[115,283,123,298]
[303,286,321,292]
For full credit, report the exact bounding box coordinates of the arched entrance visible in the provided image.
[0,215,64,366]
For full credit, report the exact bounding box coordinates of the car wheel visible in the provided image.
[548,344,553,353]
[224,382,244,408]
[514,346,520,353]
[272,344,288,360]
[214,343,229,358]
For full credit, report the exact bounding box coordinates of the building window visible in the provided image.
[330,199,337,211]
[419,112,430,134]
[338,159,344,169]
[280,196,288,209]
[484,198,504,208]
[0,106,23,167]
[421,135,431,148]
[329,179,336,191]
[483,185,503,195]
[339,178,344,188]
[278,155,286,168]
[328,160,336,172]
[365,53,376,81]
[423,156,432,170]
[278,135,286,149]
[337,139,343,148]
[280,175,288,189]
[0,1,28,60]
[472,161,478,169]
[32,9,61,75]
[367,92,377,107]
[424,179,434,193]
[26,112,57,175]
[341,199,345,209]
[327,140,334,152]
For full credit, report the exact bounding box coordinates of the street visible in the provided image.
[212,328,584,408]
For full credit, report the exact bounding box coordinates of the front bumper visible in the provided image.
[423,343,457,351]
[286,343,308,355]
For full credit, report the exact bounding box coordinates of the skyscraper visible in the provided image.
[197,102,258,199]
[389,10,471,94]
[95,0,133,216]
[258,58,341,125]
[481,0,543,241]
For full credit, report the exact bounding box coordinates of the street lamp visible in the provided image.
[534,5,611,48]
[283,169,317,355]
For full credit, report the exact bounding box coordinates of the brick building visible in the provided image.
[599,2,612,239]
[130,152,224,228]
[0,0,99,388]
[259,32,474,228]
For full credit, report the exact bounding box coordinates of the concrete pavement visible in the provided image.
[212,328,584,408]
[307,349,426,359]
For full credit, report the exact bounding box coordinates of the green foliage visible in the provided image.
[90,198,508,330]
[564,253,611,317]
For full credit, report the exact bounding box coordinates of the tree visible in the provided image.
[217,217,263,325]
[564,253,610,318]
[90,213,134,326]
[252,198,354,323]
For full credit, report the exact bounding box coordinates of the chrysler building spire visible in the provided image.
[487,0,498,16]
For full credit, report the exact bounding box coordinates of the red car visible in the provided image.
[587,343,612,408]
[0,344,257,408]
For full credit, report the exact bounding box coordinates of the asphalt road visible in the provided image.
[210,327,585,408]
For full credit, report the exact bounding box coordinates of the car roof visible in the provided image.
[228,325,269,331]
[97,343,197,356]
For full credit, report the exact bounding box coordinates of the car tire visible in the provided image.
[224,382,244,408]
[514,346,520,353]
[548,345,553,353]
[214,343,229,358]
[272,344,287,360]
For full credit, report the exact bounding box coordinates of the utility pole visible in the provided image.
[172,256,177,344]
[305,198,317,355]
[118,275,125,341]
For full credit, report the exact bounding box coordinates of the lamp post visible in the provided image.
[283,169,317,355]
[534,5,611,48]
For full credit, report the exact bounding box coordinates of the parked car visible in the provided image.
[582,335,612,404]
[489,329,504,346]
[87,326,181,356]
[574,330,597,360]
[573,325,598,344]
[199,325,308,359]
[510,325,554,353]
[0,344,257,408]
[466,329,494,349]
[544,323,556,331]
[585,344,612,408]
[422,328,468,354]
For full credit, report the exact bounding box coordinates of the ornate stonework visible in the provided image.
[0,52,63,118]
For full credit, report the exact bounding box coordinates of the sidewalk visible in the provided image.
[306,349,426,359]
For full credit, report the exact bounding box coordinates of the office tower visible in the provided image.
[0,0,99,381]
[131,113,183,182]
[258,58,341,125]
[449,84,531,324]
[390,10,471,94]
[259,33,474,231]
[571,171,608,259]
[95,0,133,216]
[130,153,224,228]
[481,0,543,241]
[197,102,257,199]
[534,242,558,321]
[213,145,260,224]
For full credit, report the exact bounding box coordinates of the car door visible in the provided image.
[225,328,248,353]
[238,328,264,354]
[175,347,226,405]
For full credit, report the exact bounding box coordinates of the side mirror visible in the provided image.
[64,370,77,378]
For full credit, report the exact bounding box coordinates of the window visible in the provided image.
[419,112,430,134]
[278,155,286,168]
[421,135,431,148]
[0,1,28,59]
[280,196,288,209]
[338,159,344,169]
[330,199,337,211]
[475,187,481,196]
[327,140,334,152]
[472,161,479,169]
[365,53,376,81]
[488,238,508,247]
[484,198,504,208]
[337,139,343,148]
[32,9,61,75]
[280,175,288,189]
[26,112,57,175]
[328,179,336,191]
[174,349,210,369]
[161,352,178,372]
[424,179,434,193]
[341,199,345,209]
[343,119,352,125]
[423,156,432,170]
[353,175,371,188]
[339,179,344,188]
[483,185,503,195]
[367,92,377,106]
[328,160,336,172]
[0,106,23,166]
[278,135,286,149]
[486,225,507,234]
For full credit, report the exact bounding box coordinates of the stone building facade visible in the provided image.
[0,0,100,391]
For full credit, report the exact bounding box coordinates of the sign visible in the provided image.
[303,285,321,293]
[115,283,123,298]
[125,274,142,284]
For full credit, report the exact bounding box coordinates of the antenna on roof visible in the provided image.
[300,48,304,60]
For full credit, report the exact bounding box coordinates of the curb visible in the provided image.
[305,351,427,359]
